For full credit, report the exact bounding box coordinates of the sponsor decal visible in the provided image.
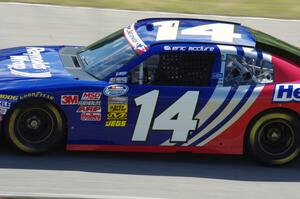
[106,96,128,127]
[124,24,148,55]
[78,101,101,106]
[8,47,51,78]
[273,84,300,102]
[0,108,7,115]
[108,97,128,104]
[108,104,128,113]
[116,71,127,76]
[107,112,127,120]
[109,77,128,84]
[81,92,101,101]
[212,72,223,79]
[0,101,11,109]
[0,94,18,101]
[20,92,54,100]
[61,95,78,105]
[76,106,101,113]
[105,120,126,127]
[81,112,101,121]
[163,45,215,52]
[103,85,129,97]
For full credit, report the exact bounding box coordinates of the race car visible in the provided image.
[0,18,299,165]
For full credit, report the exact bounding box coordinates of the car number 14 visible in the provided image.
[132,90,200,142]
[152,20,242,43]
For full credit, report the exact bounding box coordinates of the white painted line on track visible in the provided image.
[1,2,299,22]
[0,192,167,199]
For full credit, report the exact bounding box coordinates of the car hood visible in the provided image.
[0,46,73,81]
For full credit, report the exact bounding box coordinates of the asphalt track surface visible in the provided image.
[0,2,300,199]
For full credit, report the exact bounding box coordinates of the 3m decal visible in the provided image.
[61,95,78,105]
[81,92,101,101]
[76,106,101,113]
[81,112,101,121]
[8,47,51,78]
[103,85,129,97]
[132,90,199,142]
[273,84,300,102]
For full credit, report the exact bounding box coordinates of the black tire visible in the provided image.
[246,110,300,166]
[4,99,66,154]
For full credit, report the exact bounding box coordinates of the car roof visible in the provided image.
[133,18,256,47]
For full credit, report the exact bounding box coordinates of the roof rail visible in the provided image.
[136,18,241,25]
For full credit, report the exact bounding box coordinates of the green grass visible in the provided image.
[1,0,300,19]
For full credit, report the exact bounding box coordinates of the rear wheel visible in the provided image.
[246,111,300,165]
[4,100,66,154]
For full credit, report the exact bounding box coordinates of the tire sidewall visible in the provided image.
[248,111,300,165]
[5,100,65,153]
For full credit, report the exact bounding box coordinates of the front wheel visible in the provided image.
[246,111,300,165]
[4,100,66,154]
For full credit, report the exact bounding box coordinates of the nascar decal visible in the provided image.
[124,24,148,55]
[273,84,300,102]
[103,85,128,97]
[105,97,128,127]
[8,47,51,78]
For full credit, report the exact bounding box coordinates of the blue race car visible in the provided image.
[1,18,300,165]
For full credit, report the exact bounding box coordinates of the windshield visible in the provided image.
[79,29,137,79]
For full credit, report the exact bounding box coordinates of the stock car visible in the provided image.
[0,18,299,165]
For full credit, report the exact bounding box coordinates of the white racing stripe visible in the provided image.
[182,86,249,146]
[160,87,231,146]
[0,192,166,199]
[197,86,263,146]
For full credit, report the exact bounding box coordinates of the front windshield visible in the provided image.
[79,29,137,79]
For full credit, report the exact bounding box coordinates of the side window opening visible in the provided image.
[224,54,274,87]
[129,52,215,87]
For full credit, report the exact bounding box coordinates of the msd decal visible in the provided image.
[273,84,300,102]
[81,92,101,101]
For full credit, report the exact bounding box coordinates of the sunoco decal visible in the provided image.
[103,85,129,97]
[8,47,51,78]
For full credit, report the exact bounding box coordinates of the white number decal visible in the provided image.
[182,23,241,42]
[153,20,180,41]
[154,21,241,43]
[132,91,199,142]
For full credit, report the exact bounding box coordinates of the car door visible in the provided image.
[123,45,234,147]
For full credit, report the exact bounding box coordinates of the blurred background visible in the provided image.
[1,0,300,19]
